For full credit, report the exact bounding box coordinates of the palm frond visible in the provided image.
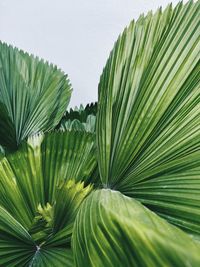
[57,102,97,132]
[59,102,97,123]
[0,130,96,265]
[0,42,72,152]
[0,207,35,267]
[73,189,200,267]
[96,0,200,235]
[60,114,96,133]
[0,131,96,227]
[29,248,73,267]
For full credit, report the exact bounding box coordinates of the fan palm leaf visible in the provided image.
[0,131,94,266]
[0,42,72,152]
[73,1,200,266]
[57,102,97,132]
[73,189,200,267]
[96,0,200,235]
[0,1,199,266]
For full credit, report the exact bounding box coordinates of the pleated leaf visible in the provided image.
[58,102,97,132]
[97,0,199,184]
[0,131,96,229]
[0,206,74,267]
[0,207,36,267]
[0,131,95,265]
[96,0,200,235]
[60,115,96,133]
[29,248,74,267]
[44,180,92,247]
[40,131,97,190]
[57,102,97,126]
[0,42,72,151]
[128,166,200,240]
[53,180,92,233]
[0,102,16,151]
[73,189,200,267]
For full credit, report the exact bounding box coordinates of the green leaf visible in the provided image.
[0,131,94,265]
[0,157,36,228]
[0,102,17,151]
[53,180,92,233]
[0,187,77,266]
[30,248,74,267]
[97,0,199,184]
[29,203,54,243]
[60,114,96,133]
[96,0,200,235]
[0,206,35,267]
[73,189,200,267]
[40,131,97,190]
[129,166,200,240]
[57,102,97,132]
[0,131,96,228]
[58,102,97,125]
[0,42,72,151]
[0,206,74,267]
[44,180,92,247]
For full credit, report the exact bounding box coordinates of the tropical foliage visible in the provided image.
[0,1,199,266]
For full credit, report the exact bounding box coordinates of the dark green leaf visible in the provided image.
[0,42,72,151]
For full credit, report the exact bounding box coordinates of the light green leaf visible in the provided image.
[0,131,94,265]
[40,131,97,189]
[96,0,200,235]
[73,189,200,267]
[0,42,72,151]
[0,131,96,229]
[58,102,97,132]
[60,114,96,133]
[53,180,92,233]
[58,102,97,126]
[29,203,54,243]
[44,180,92,247]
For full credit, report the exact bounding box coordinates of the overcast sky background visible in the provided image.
[0,0,186,107]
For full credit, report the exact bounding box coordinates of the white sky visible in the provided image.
[0,0,186,107]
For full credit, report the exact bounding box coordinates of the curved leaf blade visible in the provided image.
[97,1,200,186]
[0,131,97,229]
[0,207,36,267]
[96,0,200,236]
[0,42,72,151]
[73,189,200,267]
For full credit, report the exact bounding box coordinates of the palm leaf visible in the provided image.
[58,102,97,124]
[60,114,96,133]
[0,131,96,227]
[29,248,74,267]
[73,189,200,267]
[0,131,96,265]
[0,42,72,151]
[57,102,97,132]
[96,0,200,235]
[40,131,97,188]
[0,102,16,151]
[0,207,35,267]
[129,166,200,240]
[0,206,74,267]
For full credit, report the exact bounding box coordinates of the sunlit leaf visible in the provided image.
[96,0,200,235]
[73,189,200,267]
